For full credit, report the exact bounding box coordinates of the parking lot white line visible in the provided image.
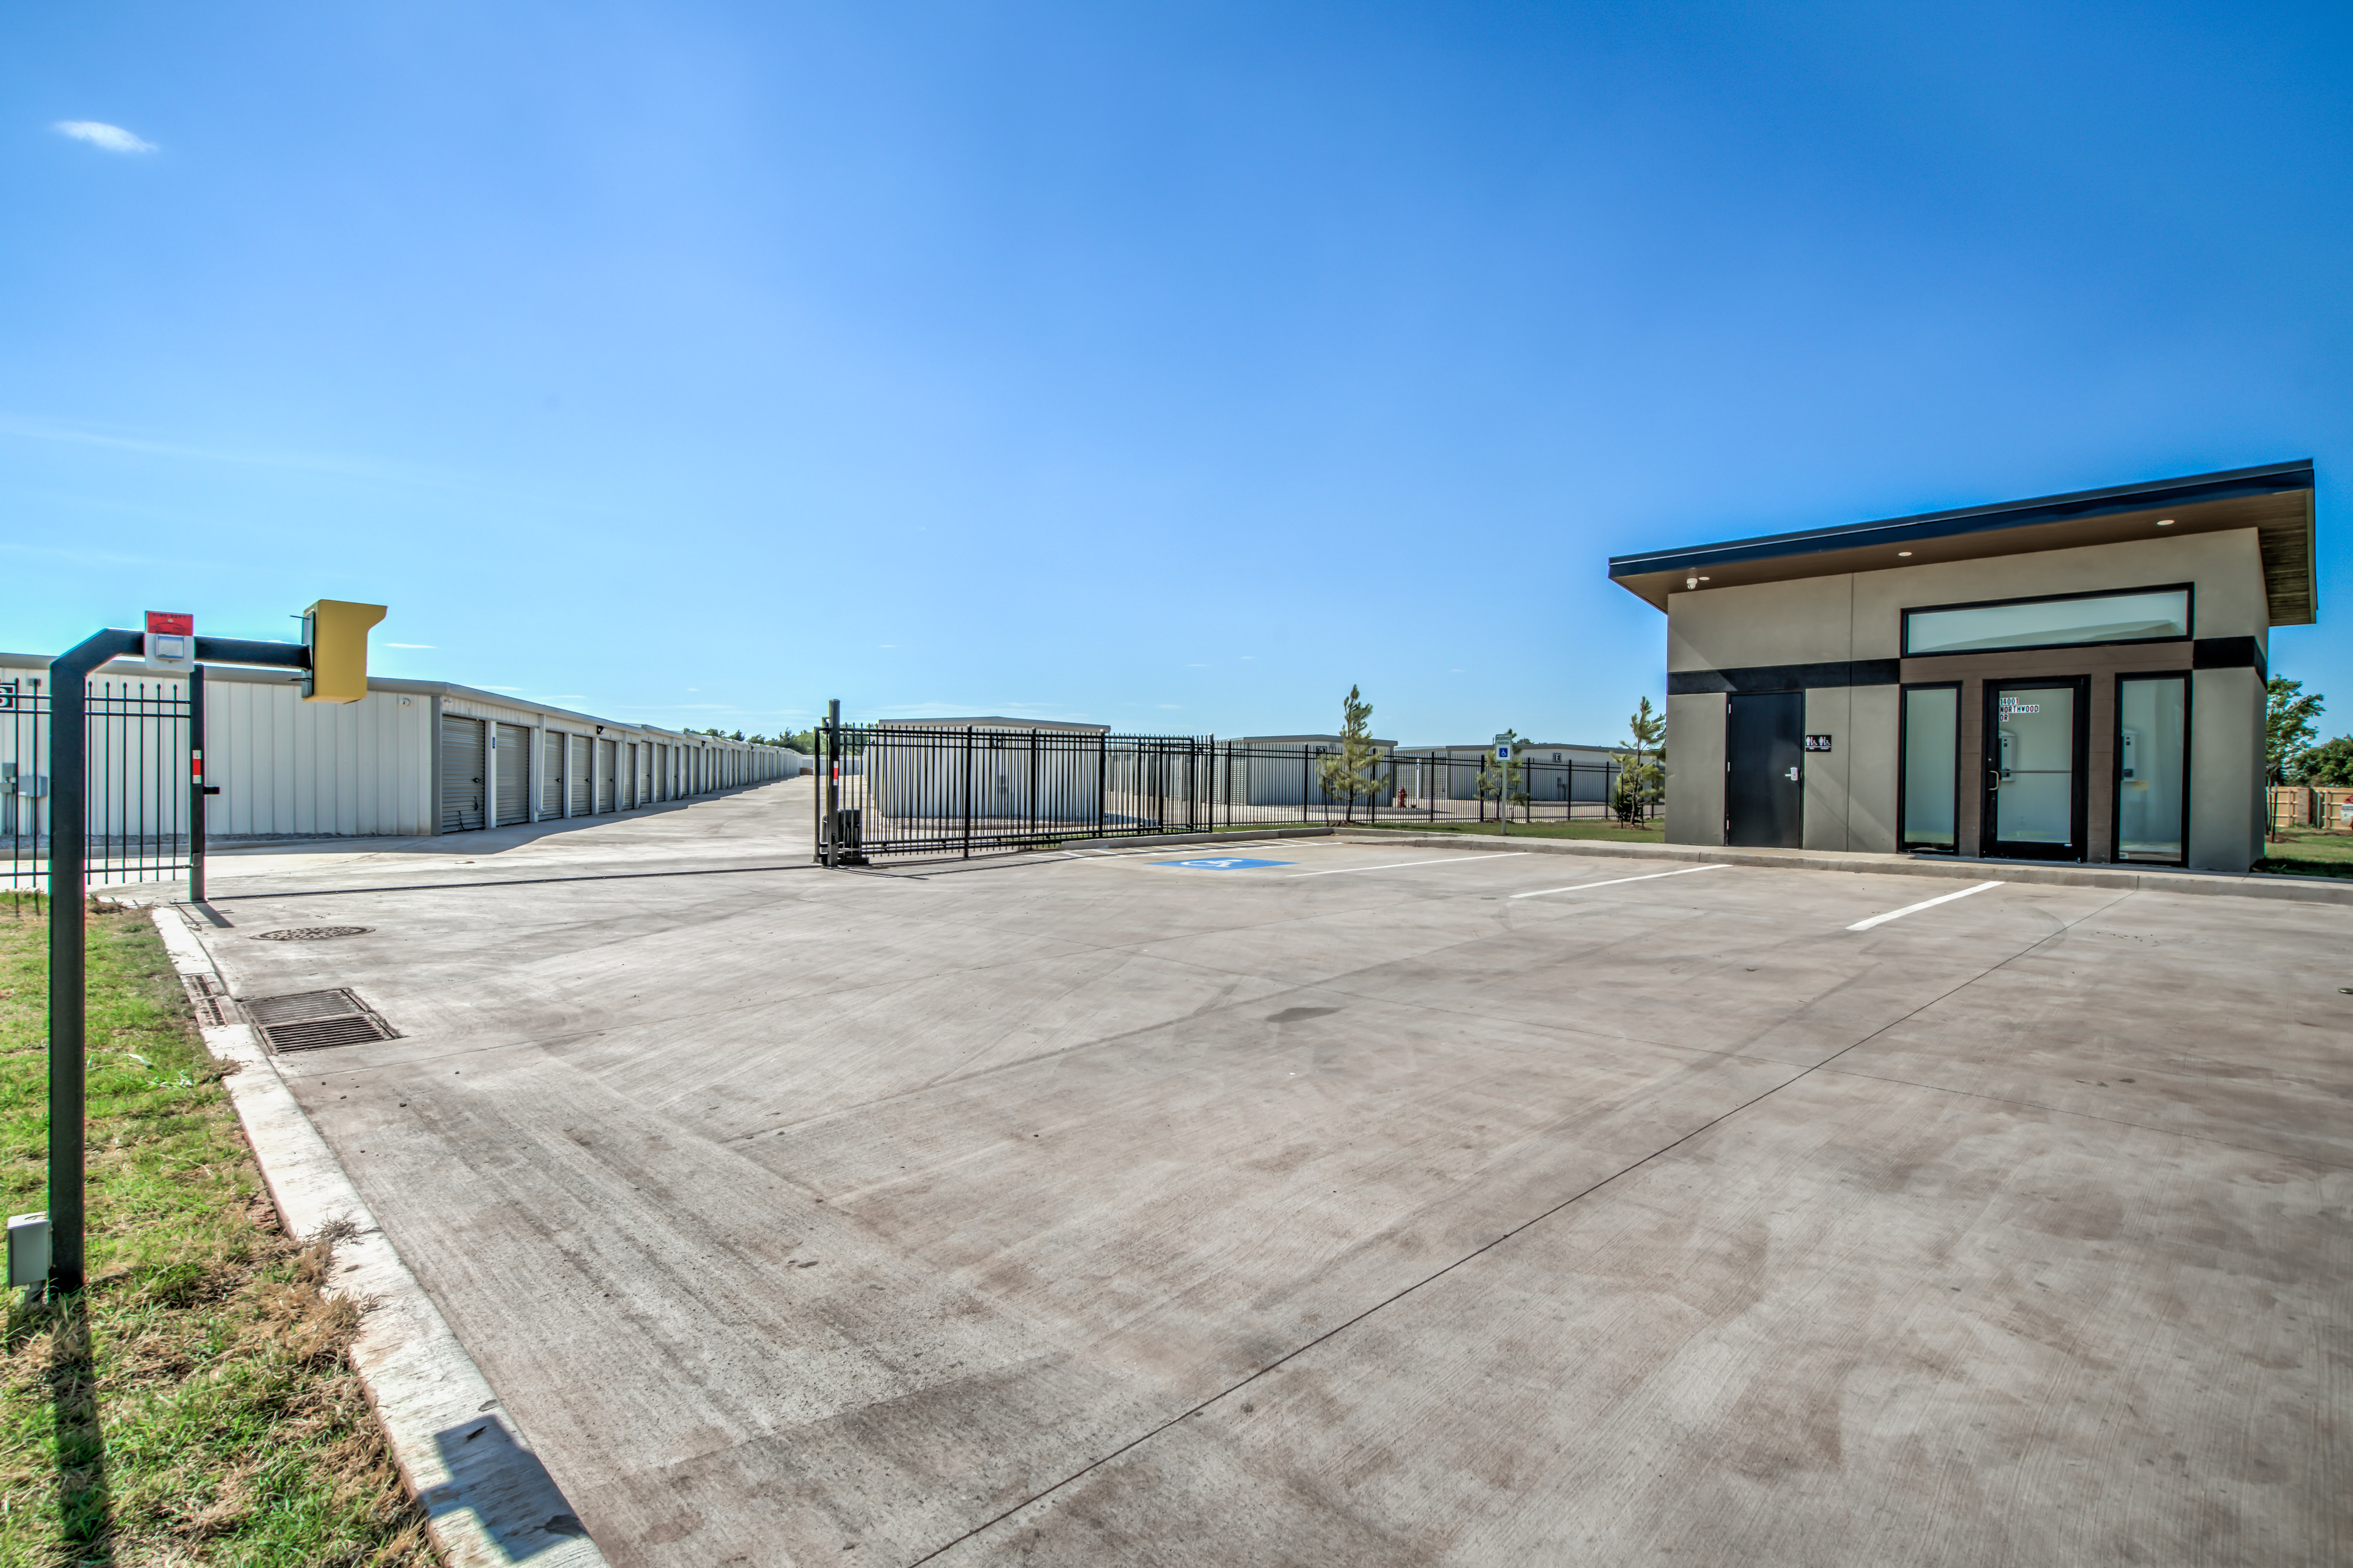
[1846,880,2004,930]
[1508,863,1729,899]
[1288,852,1528,878]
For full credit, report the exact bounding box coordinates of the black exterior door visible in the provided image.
[1726,692,1804,848]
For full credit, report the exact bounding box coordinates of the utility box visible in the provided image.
[8,1212,49,1288]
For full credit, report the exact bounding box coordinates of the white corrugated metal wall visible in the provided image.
[207,676,434,836]
[1,653,803,842]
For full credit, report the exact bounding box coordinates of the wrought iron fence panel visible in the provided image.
[2,673,194,891]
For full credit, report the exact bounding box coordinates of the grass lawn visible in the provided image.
[1,898,432,1567]
[2254,828,2353,880]
[1344,817,1668,843]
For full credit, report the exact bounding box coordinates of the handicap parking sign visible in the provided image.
[1151,857,1294,870]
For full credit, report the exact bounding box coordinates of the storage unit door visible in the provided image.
[541,731,564,818]
[493,723,531,826]
[598,738,619,813]
[569,735,593,816]
[439,716,488,833]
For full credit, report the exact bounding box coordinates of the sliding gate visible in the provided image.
[812,720,1640,863]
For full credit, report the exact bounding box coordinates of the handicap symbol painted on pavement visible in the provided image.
[1151,857,1294,870]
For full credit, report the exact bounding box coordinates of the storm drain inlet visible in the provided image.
[242,989,398,1052]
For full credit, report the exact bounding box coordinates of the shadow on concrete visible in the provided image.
[426,1413,592,1559]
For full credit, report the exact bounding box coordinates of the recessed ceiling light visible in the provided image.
[2156,518,2175,526]
[1898,551,1913,557]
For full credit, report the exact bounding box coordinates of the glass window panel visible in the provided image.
[1905,589,2188,656]
[1901,686,1957,849]
[1991,686,2075,844]
[2117,676,2187,862]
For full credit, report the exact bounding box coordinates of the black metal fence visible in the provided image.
[814,721,1655,862]
[2,672,194,892]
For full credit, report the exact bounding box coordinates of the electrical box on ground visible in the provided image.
[8,1212,49,1288]
[302,600,387,703]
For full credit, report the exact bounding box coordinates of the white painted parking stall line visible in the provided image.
[1846,880,2005,930]
[1289,852,1528,878]
[1508,863,1729,899]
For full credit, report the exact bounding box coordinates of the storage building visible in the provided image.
[0,652,802,842]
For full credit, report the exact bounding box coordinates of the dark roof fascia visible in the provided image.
[1607,460,2315,581]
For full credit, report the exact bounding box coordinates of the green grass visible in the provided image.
[1,899,432,1567]
[1343,817,1668,843]
[2254,828,2353,880]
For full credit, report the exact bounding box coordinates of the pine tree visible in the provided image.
[1315,686,1384,823]
[1611,698,1666,825]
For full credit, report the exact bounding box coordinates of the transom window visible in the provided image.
[1902,586,2191,657]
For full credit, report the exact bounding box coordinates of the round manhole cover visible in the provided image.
[250,926,376,942]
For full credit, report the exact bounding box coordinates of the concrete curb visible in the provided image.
[149,907,610,1568]
[1332,832,2353,905]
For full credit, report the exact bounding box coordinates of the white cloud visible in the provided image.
[55,121,155,154]
[385,642,435,649]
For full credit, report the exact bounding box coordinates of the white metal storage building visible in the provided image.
[1,652,802,840]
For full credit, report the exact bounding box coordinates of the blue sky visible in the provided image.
[5,1,2348,746]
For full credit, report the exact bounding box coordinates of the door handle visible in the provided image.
[1785,767,1799,782]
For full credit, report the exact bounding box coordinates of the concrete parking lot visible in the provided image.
[189,778,2350,1566]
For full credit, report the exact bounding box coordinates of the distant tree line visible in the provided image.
[684,726,817,752]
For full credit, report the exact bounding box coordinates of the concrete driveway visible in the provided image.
[190,778,2351,1566]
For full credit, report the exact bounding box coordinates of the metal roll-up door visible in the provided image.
[493,722,530,825]
[569,735,592,816]
[655,743,668,800]
[598,738,618,813]
[439,715,487,833]
[542,731,564,818]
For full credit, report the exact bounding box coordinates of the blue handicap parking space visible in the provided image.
[1151,857,1294,870]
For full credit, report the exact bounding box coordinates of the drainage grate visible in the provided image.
[242,988,399,1052]
[251,926,375,942]
[180,973,231,1027]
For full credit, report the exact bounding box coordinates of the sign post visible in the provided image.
[40,609,374,1294]
[1494,735,1512,837]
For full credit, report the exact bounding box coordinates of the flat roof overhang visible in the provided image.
[1608,460,2317,624]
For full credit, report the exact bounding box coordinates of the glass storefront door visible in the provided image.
[1984,681,2084,860]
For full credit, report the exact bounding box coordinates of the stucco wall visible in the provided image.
[1659,526,2272,868]
[1665,692,1725,845]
